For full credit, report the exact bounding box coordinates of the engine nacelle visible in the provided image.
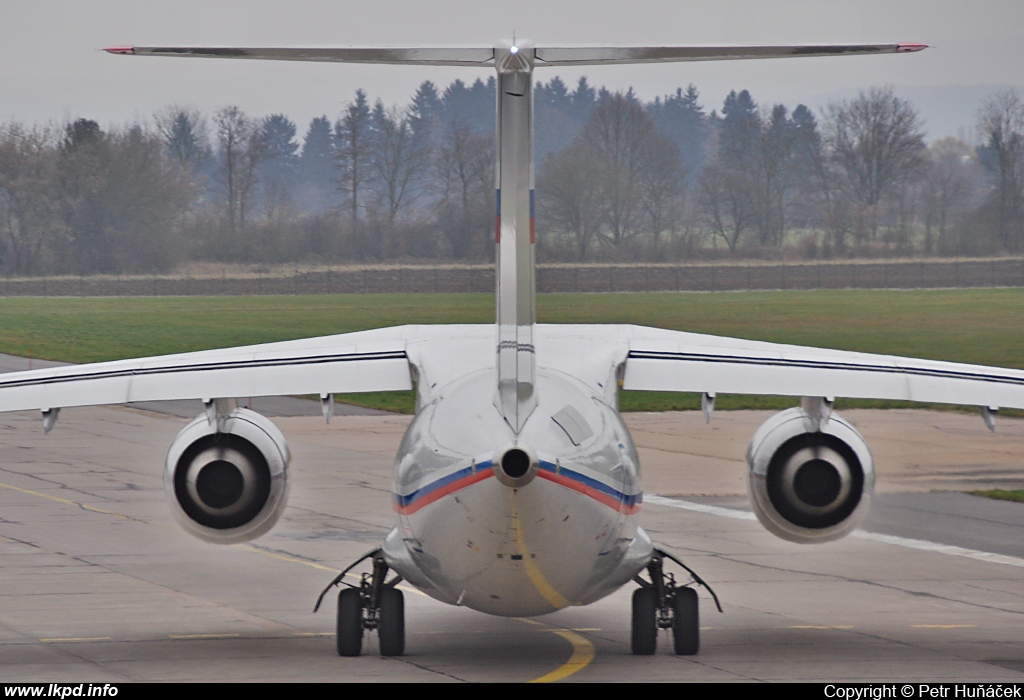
[164,408,290,544]
[747,407,874,544]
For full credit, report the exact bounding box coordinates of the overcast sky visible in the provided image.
[2,0,1022,142]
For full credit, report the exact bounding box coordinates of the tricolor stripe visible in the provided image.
[538,461,641,514]
[495,189,501,243]
[393,458,641,516]
[529,189,536,244]
[393,461,495,515]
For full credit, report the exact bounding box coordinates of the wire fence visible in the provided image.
[3,258,1024,297]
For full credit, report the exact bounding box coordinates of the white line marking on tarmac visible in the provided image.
[645,495,756,521]
[645,494,1024,569]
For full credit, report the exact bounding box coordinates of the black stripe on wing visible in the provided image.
[627,350,1024,387]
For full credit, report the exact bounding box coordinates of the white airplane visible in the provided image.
[15,39,1015,660]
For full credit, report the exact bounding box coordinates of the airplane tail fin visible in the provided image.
[106,39,925,434]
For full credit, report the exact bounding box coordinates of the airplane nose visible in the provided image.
[493,444,539,487]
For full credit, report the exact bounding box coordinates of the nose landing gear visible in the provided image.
[315,548,405,657]
[631,548,721,656]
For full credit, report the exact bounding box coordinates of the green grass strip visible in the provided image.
[0,289,1022,414]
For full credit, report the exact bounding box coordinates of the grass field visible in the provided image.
[1,289,1022,414]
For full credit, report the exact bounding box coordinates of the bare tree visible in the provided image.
[214,106,264,235]
[697,160,751,253]
[920,137,982,253]
[103,126,193,272]
[0,123,64,274]
[537,140,603,260]
[823,87,926,244]
[638,131,685,256]
[434,120,493,259]
[580,93,651,250]
[368,101,430,223]
[977,90,1024,251]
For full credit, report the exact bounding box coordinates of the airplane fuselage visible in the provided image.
[383,364,653,616]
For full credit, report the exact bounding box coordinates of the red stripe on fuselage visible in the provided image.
[393,467,495,515]
[394,466,640,517]
[536,470,641,515]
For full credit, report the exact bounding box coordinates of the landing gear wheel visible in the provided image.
[631,587,658,655]
[672,586,699,656]
[336,588,363,657]
[378,587,405,657]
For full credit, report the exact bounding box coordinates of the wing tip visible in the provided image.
[103,45,135,55]
[896,43,928,53]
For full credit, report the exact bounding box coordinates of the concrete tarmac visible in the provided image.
[1,404,1023,682]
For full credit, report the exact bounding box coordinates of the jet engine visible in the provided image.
[746,407,874,544]
[164,407,290,544]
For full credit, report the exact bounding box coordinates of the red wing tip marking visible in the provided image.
[897,43,928,53]
[103,46,135,55]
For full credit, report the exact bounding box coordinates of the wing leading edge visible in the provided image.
[0,327,422,413]
[618,326,1024,411]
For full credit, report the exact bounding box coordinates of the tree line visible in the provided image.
[1,77,1023,275]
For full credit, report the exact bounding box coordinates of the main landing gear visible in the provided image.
[314,548,405,657]
[631,548,722,656]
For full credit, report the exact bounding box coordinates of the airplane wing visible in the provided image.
[0,326,424,414]
[619,325,1024,411]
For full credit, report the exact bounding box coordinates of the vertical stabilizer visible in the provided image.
[494,42,537,433]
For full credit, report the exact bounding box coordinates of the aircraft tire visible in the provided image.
[631,587,658,655]
[672,587,699,655]
[378,587,405,657]
[336,588,363,656]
